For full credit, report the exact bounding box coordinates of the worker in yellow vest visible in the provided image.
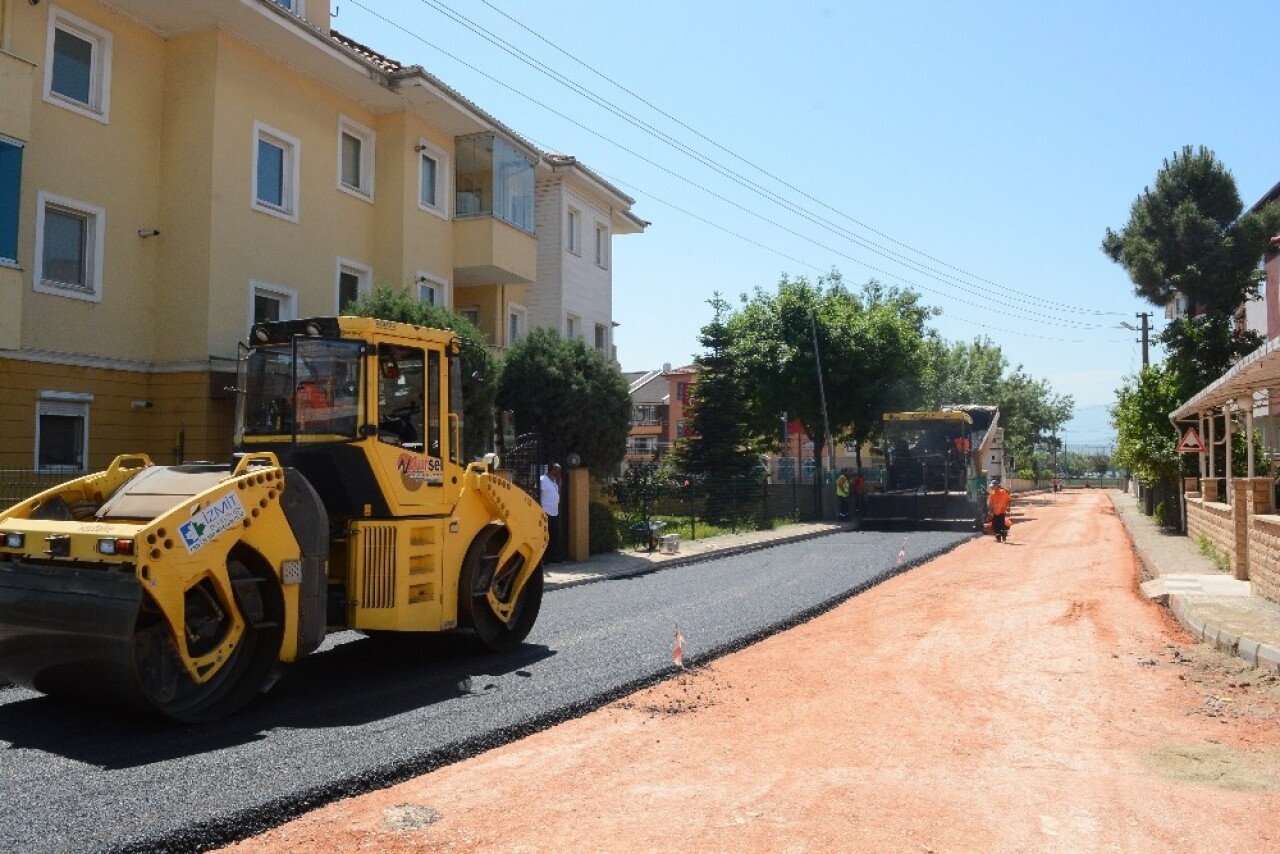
[836,468,851,522]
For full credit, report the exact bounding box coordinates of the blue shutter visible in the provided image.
[0,140,21,263]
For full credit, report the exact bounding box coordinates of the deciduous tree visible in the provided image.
[496,328,631,474]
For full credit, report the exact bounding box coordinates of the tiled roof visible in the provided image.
[330,30,403,73]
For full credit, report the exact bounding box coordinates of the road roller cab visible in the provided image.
[0,316,548,721]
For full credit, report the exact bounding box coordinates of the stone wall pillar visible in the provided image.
[1231,478,1254,581]
[1183,476,1200,497]
[566,467,590,563]
[1242,476,1274,582]
[1202,478,1220,502]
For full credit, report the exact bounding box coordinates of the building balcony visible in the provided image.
[452,215,536,286]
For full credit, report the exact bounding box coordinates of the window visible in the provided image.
[632,404,659,425]
[460,306,480,328]
[35,191,104,302]
[507,303,526,346]
[595,323,608,352]
[377,345,429,455]
[272,0,300,11]
[417,139,448,215]
[566,208,580,254]
[337,116,374,200]
[0,136,22,264]
[628,436,656,455]
[595,224,609,268]
[566,314,579,339]
[36,391,91,473]
[336,259,371,312]
[44,7,112,123]
[454,133,534,232]
[416,273,447,307]
[250,281,297,329]
[253,121,300,221]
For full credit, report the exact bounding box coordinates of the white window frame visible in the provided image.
[595,223,609,268]
[249,280,297,332]
[272,0,302,13]
[415,271,448,308]
[566,207,580,255]
[252,121,300,222]
[595,323,609,352]
[43,6,112,124]
[507,302,527,346]
[336,115,375,202]
[566,313,580,339]
[416,138,449,217]
[335,258,372,312]
[35,390,92,473]
[34,190,104,303]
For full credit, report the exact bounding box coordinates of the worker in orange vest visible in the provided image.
[988,477,1011,542]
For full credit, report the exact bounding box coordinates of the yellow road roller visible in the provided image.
[0,317,547,721]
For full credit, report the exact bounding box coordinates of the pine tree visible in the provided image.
[667,295,763,519]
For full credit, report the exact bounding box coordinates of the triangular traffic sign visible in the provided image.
[1177,427,1205,453]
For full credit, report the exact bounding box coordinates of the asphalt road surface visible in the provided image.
[0,528,969,853]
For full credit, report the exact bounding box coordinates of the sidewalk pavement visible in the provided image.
[547,493,1280,675]
[543,521,843,589]
[1110,488,1280,672]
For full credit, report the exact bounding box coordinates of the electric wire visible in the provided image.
[345,0,1120,334]
[473,0,1124,319]
[418,0,1116,320]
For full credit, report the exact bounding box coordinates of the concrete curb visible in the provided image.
[1110,489,1280,674]
[545,526,845,589]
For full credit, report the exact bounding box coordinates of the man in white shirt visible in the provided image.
[539,463,562,562]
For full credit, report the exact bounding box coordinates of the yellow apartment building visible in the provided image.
[0,0,643,474]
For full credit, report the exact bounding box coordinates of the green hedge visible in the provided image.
[588,500,621,554]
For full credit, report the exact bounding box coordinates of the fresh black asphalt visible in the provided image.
[0,529,970,853]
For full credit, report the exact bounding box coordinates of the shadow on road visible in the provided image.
[0,634,555,768]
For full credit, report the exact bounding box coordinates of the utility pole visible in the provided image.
[810,311,837,508]
[1136,312,1151,367]
[1121,313,1152,368]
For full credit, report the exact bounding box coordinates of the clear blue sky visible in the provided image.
[334,0,1280,447]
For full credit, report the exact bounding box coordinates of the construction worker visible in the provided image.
[988,477,1011,542]
[835,468,851,522]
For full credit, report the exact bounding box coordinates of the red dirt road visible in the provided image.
[222,491,1280,853]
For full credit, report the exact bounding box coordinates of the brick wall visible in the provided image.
[1185,477,1280,602]
[1250,516,1280,604]
[1186,496,1233,566]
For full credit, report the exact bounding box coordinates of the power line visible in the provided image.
[345,0,1124,336]
[362,0,1124,322]
[474,0,1124,319]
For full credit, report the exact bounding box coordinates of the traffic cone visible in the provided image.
[673,626,685,669]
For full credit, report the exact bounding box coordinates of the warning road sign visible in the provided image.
[1177,427,1205,454]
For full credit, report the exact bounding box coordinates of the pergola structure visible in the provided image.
[1169,336,1280,486]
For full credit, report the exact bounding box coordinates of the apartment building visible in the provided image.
[534,154,645,360]
[0,0,643,471]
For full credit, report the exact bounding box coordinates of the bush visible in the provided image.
[588,500,621,554]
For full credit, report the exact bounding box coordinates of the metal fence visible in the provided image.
[607,474,822,550]
[0,470,78,511]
